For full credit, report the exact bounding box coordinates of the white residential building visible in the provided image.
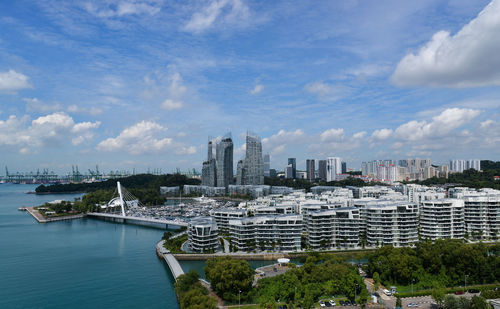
[326,157,342,181]
[463,193,500,239]
[188,217,219,253]
[305,207,360,250]
[228,214,302,252]
[210,208,247,233]
[420,199,465,240]
[365,202,418,247]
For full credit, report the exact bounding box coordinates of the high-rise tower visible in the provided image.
[216,133,234,188]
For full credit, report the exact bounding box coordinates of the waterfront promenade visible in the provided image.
[156,240,185,281]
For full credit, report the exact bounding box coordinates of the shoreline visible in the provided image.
[24,207,86,223]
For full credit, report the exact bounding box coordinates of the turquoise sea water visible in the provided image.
[0,184,279,309]
[0,184,179,309]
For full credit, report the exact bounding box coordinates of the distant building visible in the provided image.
[243,133,264,185]
[216,134,234,188]
[263,153,270,177]
[450,159,481,172]
[269,169,277,178]
[326,157,342,182]
[236,160,245,185]
[306,159,315,181]
[201,139,217,187]
[288,158,296,179]
[318,160,327,181]
[285,164,294,179]
[341,162,347,174]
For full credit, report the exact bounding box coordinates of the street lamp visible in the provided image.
[411,279,415,296]
[239,290,241,308]
[355,283,358,304]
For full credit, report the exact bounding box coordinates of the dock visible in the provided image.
[25,207,86,223]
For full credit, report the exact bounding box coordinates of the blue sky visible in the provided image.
[1,0,499,174]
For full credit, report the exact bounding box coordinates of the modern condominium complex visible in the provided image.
[420,199,465,240]
[364,202,418,247]
[209,208,247,233]
[228,214,302,251]
[305,207,360,250]
[188,217,219,253]
[463,193,500,239]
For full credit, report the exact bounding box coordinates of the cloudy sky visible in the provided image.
[1,0,499,174]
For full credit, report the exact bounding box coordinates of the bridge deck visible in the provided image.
[87,212,188,227]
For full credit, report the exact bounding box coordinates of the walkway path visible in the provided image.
[156,240,185,281]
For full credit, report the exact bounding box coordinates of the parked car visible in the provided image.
[339,300,345,306]
[455,291,464,295]
[468,289,480,294]
[408,303,419,307]
[344,300,351,306]
[329,299,336,306]
[325,302,332,307]
[320,301,326,307]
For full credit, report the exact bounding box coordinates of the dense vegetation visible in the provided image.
[257,254,368,308]
[442,295,490,309]
[204,257,254,303]
[481,160,500,170]
[162,231,188,254]
[174,270,218,309]
[264,176,386,192]
[411,168,500,190]
[35,173,200,193]
[366,240,500,290]
[35,174,200,208]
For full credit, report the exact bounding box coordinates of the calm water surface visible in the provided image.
[0,184,278,309]
[0,184,178,309]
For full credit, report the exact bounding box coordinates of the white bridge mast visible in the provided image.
[117,181,126,216]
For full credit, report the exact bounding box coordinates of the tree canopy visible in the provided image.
[366,240,500,289]
[204,257,254,302]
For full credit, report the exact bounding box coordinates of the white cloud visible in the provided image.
[175,145,197,155]
[84,0,162,18]
[304,81,347,101]
[394,108,480,141]
[250,84,264,94]
[353,131,367,139]
[370,128,393,140]
[480,119,494,128]
[97,120,173,155]
[0,70,31,93]
[320,128,344,142]
[67,104,104,115]
[183,0,251,33]
[161,99,183,110]
[392,0,500,87]
[262,129,305,147]
[0,112,100,150]
[23,98,62,113]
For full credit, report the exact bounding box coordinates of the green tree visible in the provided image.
[431,286,446,308]
[204,257,254,302]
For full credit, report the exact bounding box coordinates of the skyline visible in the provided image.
[1,0,500,173]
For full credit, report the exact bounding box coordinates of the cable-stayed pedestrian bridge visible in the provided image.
[87,181,188,229]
